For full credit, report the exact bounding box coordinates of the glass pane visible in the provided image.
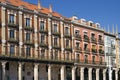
[54,24,57,32]
[9,14,14,23]
[65,27,69,34]
[26,33,30,41]
[10,30,14,38]
[10,45,15,54]
[40,21,44,30]
[26,18,30,27]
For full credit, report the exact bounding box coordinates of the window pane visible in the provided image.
[75,30,79,35]
[26,18,30,27]
[66,40,69,47]
[9,14,14,23]
[65,27,69,34]
[54,37,57,46]
[26,33,30,41]
[26,47,30,56]
[54,24,57,32]
[40,21,44,30]
[41,35,45,43]
[10,45,14,54]
[10,30,14,38]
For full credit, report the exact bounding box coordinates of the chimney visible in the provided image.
[49,4,53,13]
[38,0,41,9]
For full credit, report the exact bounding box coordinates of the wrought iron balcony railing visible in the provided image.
[24,40,34,46]
[91,37,97,44]
[75,47,82,52]
[74,34,82,40]
[39,29,48,34]
[91,49,97,54]
[65,46,72,51]
[64,34,72,39]
[52,32,61,36]
[8,23,18,29]
[24,26,34,31]
[8,38,19,44]
[98,39,104,45]
[39,43,48,48]
[84,48,90,54]
[84,35,89,42]
[99,49,104,55]
[52,45,61,50]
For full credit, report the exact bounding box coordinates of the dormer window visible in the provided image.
[53,24,57,33]
[65,27,69,35]
[9,14,14,23]
[26,18,30,27]
[90,22,93,26]
[40,21,44,31]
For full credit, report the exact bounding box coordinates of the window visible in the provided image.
[53,24,57,32]
[10,45,15,55]
[26,46,31,57]
[66,52,69,60]
[90,23,93,26]
[100,57,102,64]
[26,18,30,27]
[91,33,95,38]
[10,30,14,38]
[26,33,30,41]
[65,27,69,34]
[9,14,14,23]
[66,39,69,47]
[54,50,58,59]
[84,44,88,50]
[54,37,58,46]
[92,56,95,63]
[6,63,9,70]
[41,49,45,58]
[41,35,45,43]
[75,30,79,35]
[76,42,79,48]
[99,35,102,40]
[76,54,80,62]
[40,21,44,31]
[85,55,88,63]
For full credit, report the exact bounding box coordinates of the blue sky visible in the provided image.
[24,0,120,33]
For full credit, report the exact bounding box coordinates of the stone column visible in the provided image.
[34,14,38,58]
[34,63,39,80]
[1,6,6,55]
[103,69,106,80]
[89,68,92,80]
[96,68,99,80]
[61,65,65,80]
[72,66,76,80]
[115,69,118,80]
[80,67,84,80]
[48,18,52,59]
[48,64,52,80]
[1,61,7,80]
[19,11,23,57]
[18,62,23,80]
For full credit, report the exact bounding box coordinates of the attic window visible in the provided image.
[90,22,93,26]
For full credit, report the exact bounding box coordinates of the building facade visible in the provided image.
[0,0,119,80]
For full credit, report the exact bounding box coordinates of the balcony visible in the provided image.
[52,32,61,37]
[84,48,90,54]
[64,34,72,39]
[91,37,97,44]
[39,43,48,48]
[75,60,106,66]
[91,49,97,54]
[99,49,104,55]
[8,38,19,44]
[24,40,34,46]
[8,23,18,29]
[98,39,104,45]
[24,26,33,31]
[0,52,74,64]
[52,45,61,50]
[74,34,82,41]
[84,35,89,42]
[75,47,82,52]
[65,46,72,52]
[39,29,48,34]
